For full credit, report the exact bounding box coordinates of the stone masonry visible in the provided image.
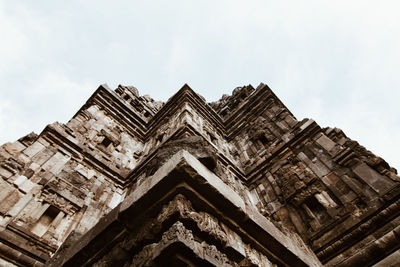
[0,83,399,266]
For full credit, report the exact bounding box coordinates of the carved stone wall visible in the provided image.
[0,83,398,266]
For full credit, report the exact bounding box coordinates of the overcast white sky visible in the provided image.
[0,1,399,170]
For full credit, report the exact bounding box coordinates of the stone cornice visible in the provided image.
[49,149,321,267]
[315,197,400,263]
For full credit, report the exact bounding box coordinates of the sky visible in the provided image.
[0,1,399,170]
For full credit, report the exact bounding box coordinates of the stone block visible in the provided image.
[0,190,20,215]
[17,153,30,164]
[0,180,15,202]
[37,137,50,147]
[13,175,27,187]
[107,192,123,209]
[299,119,314,130]
[221,223,246,257]
[248,189,261,206]
[276,121,288,131]
[298,152,330,178]
[353,162,395,195]
[42,152,70,175]
[322,173,357,203]
[50,157,70,175]
[19,179,39,193]
[87,129,98,139]
[0,148,12,159]
[74,164,96,180]
[32,148,56,166]
[23,141,45,158]
[285,114,298,128]
[29,162,41,172]
[3,141,26,154]
[0,167,13,179]
[316,134,336,152]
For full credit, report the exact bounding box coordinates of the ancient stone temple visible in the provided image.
[0,83,399,266]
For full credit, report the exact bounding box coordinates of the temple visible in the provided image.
[0,83,399,266]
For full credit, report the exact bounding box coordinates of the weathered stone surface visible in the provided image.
[352,162,395,195]
[0,83,398,266]
[48,150,320,267]
[23,141,45,158]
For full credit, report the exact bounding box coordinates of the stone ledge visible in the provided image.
[49,149,321,267]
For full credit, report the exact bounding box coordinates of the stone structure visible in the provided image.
[0,83,399,266]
